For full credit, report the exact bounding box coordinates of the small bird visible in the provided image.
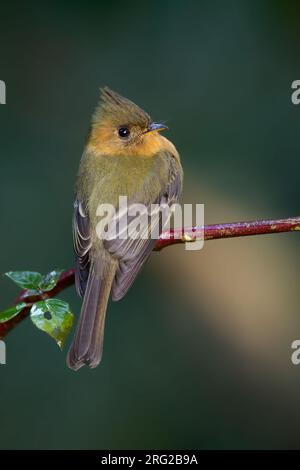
[67,87,183,370]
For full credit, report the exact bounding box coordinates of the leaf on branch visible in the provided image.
[0,303,27,323]
[5,269,63,292]
[5,271,43,290]
[39,270,64,292]
[30,298,74,349]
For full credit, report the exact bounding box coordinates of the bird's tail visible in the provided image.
[67,259,116,370]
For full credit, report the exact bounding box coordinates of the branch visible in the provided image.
[155,216,300,249]
[1,216,299,339]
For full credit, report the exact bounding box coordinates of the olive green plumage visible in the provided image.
[67,87,183,370]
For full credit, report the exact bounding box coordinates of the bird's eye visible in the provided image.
[118,127,130,138]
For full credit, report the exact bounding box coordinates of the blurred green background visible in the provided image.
[1,0,300,450]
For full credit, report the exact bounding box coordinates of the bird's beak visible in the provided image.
[145,122,168,134]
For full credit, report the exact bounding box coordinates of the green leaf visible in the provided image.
[30,299,74,349]
[40,269,63,292]
[5,271,43,290]
[5,269,63,293]
[0,302,27,323]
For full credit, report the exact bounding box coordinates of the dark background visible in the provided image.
[1,0,300,449]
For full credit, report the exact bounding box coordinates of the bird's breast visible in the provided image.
[79,151,172,224]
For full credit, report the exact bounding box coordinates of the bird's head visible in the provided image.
[87,87,169,157]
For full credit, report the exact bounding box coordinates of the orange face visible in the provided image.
[88,118,172,157]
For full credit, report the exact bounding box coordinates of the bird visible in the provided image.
[67,87,183,370]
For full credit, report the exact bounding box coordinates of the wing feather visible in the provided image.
[104,157,183,301]
[73,199,92,298]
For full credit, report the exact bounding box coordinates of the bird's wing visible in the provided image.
[104,159,183,301]
[73,198,92,298]
[70,199,116,370]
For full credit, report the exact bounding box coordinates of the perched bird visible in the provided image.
[67,87,183,370]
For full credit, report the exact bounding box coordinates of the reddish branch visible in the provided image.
[1,216,300,339]
[155,216,300,249]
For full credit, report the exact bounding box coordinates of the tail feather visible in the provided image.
[67,259,116,370]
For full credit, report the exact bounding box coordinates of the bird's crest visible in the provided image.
[92,87,151,128]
